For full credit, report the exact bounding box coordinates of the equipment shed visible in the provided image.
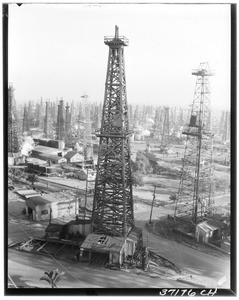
[195,220,221,244]
[80,227,142,267]
[26,192,77,221]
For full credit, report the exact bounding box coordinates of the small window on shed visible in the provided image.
[97,236,108,244]
[41,210,48,215]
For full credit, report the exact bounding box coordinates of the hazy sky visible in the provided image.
[8,3,231,110]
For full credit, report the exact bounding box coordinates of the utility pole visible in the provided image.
[149,186,156,224]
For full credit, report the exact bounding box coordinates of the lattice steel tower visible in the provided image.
[8,83,20,153]
[56,99,65,140]
[91,26,134,238]
[81,94,93,162]
[154,107,163,140]
[22,103,30,133]
[174,63,215,225]
[161,106,170,148]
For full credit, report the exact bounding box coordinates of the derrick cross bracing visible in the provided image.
[174,63,215,225]
[8,83,20,153]
[161,106,170,148]
[81,94,93,162]
[91,26,134,238]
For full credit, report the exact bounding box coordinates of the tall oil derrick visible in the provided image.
[49,101,57,137]
[174,63,215,225]
[27,100,34,128]
[90,103,95,125]
[44,101,51,138]
[70,100,76,126]
[8,84,20,153]
[22,103,30,133]
[178,108,184,128]
[128,104,133,129]
[99,102,102,123]
[154,107,162,140]
[93,104,100,131]
[173,107,178,132]
[160,106,170,148]
[34,101,42,128]
[133,105,139,128]
[65,102,71,143]
[148,105,153,118]
[56,99,65,140]
[219,110,225,137]
[81,94,93,162]
[91,26,134,238]
[222,111,230,142]
[37,98,44,129]
[27,100,33,121]
[141,105,147,124]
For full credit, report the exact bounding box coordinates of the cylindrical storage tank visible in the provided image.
[46,167,55,174]
[134,133,141,141]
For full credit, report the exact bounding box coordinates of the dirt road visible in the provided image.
[134,203,230,288]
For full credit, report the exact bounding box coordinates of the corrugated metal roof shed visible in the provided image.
[197,221,218,233]
[81,233,125,253]
[26,196,52,209]
[16,189,42,198]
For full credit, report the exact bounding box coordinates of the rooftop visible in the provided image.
[64,151,82,159]
[39,176,94,191]
[81,233,125,253]
[33,145,60,154]
[197,220,219,233]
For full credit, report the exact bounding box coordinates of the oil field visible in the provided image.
[6,3,232,294]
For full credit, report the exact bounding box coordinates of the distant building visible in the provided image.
[34,138,65,150]
[64,151,84,163]
[8,153,15,166]
[38,153,66,164]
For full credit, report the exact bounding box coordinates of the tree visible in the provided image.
[132,171,144,187]
[9,168,25,182]
[26,173,38,186]
[132,151,153,174]
[169,194,177,202]
[40,269,65,288]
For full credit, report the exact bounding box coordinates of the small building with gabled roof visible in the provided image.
[64,151,84,163]
[195,220,221,244]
